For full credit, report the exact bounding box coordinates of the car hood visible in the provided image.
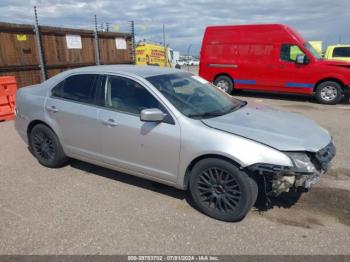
[201,102,331,152]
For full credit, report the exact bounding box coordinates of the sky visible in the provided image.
[1,0,350,55]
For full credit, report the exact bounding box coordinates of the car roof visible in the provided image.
[66,64,182,78]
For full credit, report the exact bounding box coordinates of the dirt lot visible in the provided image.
[1,77,350,254]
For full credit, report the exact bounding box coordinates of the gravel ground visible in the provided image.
[0,73,350,254]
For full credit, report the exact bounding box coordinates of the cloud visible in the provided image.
[0,0,349,54]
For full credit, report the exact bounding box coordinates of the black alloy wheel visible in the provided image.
[196,167,242,212]
[190,158,257,222]
[29,124,68,168]
[32,130,55,162]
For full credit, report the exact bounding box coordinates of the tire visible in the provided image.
[315,81,343,105]
[214,75,233,94]
[189,158,258,222]
[29,124,68,168]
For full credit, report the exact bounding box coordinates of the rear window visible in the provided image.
[333,47,350,57]
[51,74,99,104]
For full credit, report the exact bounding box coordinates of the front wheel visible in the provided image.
[315,81,343,105]
[189,158,258,222]
[29,124,68,168]
[214,75,233,94]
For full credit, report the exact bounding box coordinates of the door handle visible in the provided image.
[46,105,58,113]
[102,118,119,127]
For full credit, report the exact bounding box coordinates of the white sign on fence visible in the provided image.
[115,38,127,49]
[66,35,82,49]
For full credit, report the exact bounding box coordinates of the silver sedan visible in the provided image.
[15,65,335,221]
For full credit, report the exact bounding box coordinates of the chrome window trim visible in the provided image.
[48,72,177,125]
[101,73,177,124]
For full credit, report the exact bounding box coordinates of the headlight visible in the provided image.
[285,152,316,173]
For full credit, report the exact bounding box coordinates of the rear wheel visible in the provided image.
[29,124,68,168]
[214,75,233,94]
[315,81,342,105]
[189,158,258,222]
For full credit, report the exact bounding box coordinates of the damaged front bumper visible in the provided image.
[247,163,324,195]
[246,141,336,195]
[295,170,325,188]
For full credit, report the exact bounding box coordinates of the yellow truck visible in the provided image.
[135,42,180,68]
[309,41,323,55]
[324,45,350,62]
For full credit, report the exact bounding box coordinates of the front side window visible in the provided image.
[146,73,244,118]
[52,74,99,104]
[106,76,160,115]
[280,44,305,62]
[333,47,350,57]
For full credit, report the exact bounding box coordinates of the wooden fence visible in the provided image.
[0,22,133,87]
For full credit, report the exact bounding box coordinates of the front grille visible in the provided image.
[315,141,336,170]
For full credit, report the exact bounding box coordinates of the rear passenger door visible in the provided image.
[97,75,181,183]
[45,74,105,159]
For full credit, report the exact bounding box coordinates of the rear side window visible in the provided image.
[333,47,350,57]
[280,44,305,62]
[52,74,100,104]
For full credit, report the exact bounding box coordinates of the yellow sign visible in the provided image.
[113,25,120,32]
[139,24,147,31]
[16,34,27,41]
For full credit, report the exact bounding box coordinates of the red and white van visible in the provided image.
[199,24,350,104]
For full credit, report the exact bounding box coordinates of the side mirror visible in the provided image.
[140,108,166,122]
[296,54,308,64]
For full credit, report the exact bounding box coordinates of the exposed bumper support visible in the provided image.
[246,163,324,195]
[294,170,324,189]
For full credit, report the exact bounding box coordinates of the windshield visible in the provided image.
[304,42,322,59]
[146,73,244,119]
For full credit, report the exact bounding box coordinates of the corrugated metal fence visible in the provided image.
[0,22,133,87]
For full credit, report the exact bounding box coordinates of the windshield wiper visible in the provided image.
[236,100,247,110]
[188,101,247,119]
[221,100,247,114]
[187,111,226,118]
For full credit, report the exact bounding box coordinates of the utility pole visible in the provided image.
[33,6,46,82]
[163,24,167,67]
[93,15,100,65]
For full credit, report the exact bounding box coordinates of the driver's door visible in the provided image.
[97,75,181,183]
[273,44,314,94]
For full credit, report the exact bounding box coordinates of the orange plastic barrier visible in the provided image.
[0,76,17,121]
